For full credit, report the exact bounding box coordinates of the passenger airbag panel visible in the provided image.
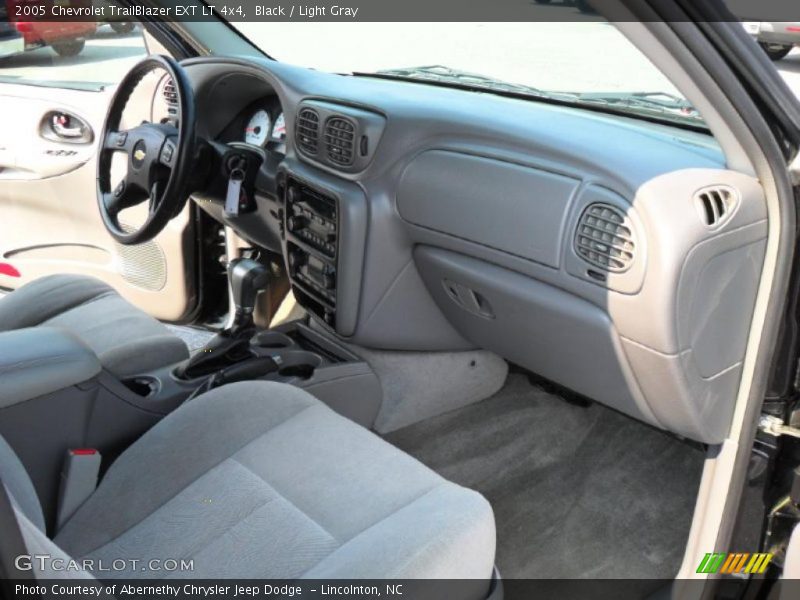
[398,151,579,268]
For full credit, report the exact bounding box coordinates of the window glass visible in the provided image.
[0,1,146,90]
[233,21,705,128]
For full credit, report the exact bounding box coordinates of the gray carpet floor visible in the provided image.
[385,373,706,579]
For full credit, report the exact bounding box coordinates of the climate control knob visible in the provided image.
[287,214,307,232]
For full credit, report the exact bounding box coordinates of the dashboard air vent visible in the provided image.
[695,186,736,227]
[324,117,356,166]
[162,78,178,115]
[296,108,320,155]
[574,204,636,272]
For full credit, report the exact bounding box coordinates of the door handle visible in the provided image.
[442,279,495,319]
[52,119,85,139]
[39,111,93,144]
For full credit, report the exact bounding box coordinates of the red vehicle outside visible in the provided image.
[5,0,96,57]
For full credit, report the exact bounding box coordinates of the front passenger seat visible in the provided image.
[2,382,496,585]
[0,274,188,377]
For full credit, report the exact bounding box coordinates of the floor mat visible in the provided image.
[165,324,216,353]
[385,373,705,579]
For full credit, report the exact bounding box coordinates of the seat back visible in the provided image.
[0,435,44,532]
[0,435,97,581]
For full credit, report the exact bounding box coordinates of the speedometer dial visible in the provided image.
[271,112,286,141]
[244,109,271,146]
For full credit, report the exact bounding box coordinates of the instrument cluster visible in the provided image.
[243,108,286,148]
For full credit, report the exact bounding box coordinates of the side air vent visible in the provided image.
[324,117,356,166]
[694,186,737,227]
[162,78,178,115]
[574,204,636,272]
[296,108,320,155]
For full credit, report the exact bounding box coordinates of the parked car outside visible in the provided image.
[3,0,96,57]
[742,20,800,60]
[93,0,135,34]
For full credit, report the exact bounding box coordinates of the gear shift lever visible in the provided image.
[229,258,271,333]
[175,258,270,379]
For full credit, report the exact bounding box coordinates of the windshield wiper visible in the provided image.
[354,65,574,101]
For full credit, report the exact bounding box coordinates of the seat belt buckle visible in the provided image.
[56,448,101,531]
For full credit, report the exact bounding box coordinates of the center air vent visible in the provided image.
[162,78,178,116]
[694,186,737,227]
[296,108,320,155]
[574,204,636,272]
[324,117,356,166]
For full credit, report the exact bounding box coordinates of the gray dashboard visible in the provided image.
[183,56,767,445]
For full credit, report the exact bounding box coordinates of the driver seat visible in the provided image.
[0,274,189,377]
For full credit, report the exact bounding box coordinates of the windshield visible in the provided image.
[231,21,706,129]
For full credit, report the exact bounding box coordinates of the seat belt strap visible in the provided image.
[56,449,101,531]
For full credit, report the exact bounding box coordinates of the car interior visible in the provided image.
[0,12,786,596]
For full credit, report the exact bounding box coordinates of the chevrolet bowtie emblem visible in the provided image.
[133,149,146,162]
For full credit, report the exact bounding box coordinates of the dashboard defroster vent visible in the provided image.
[324,117,356,166]
[574,204,636,272]
[694,186,737,227]
[296,108,320,155]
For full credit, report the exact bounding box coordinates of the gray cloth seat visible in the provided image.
[2,381,496,581]
[0,274,188,377]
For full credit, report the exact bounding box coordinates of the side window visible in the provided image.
[0,1,146,90]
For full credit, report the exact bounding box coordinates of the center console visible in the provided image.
[284,178,339,328]
[277,161,368,338]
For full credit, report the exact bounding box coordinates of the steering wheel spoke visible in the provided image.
[103,129,132,153]
[158,136,178,169]
[102,181,146,217]
[148,180,166,215]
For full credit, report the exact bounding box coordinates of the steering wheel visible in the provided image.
[97,55,197,245]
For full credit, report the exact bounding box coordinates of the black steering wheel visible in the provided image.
[97,55,197,245]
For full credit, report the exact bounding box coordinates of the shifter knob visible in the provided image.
[229,258,270,319]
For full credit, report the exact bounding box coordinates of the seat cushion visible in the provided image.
[0,274,188,377]
[54,382,496,579]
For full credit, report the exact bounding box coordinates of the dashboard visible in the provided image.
[179,56,767,446]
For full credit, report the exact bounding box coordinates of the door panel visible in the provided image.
[0,28,196,322]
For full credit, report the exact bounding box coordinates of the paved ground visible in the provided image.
[1,21,799,103]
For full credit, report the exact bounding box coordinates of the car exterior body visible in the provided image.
[743,20,800,60]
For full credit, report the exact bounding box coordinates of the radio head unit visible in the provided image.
[283,178,339,327]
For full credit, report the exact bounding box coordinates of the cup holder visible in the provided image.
[122,376,160,398]
[254,331,294,349]
[276,350,322,381]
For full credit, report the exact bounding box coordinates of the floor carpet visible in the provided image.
[385,373,706,580]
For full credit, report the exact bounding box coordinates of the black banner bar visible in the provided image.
[3,0,800,23]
